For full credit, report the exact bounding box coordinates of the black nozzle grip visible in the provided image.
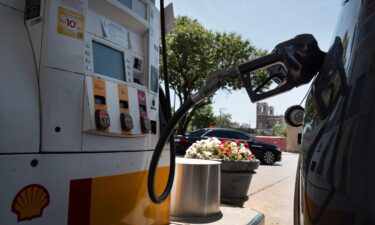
[237,52,283,75]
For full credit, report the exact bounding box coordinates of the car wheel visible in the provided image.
[262,150,275,165]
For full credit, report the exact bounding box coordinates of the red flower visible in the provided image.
[247,154,254,159]
[235,139,240,143]
[244,142,250,149]
[221,140,227,145]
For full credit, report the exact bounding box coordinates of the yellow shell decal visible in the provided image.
[11,184,50,222]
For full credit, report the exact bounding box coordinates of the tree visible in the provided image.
[161,16,267,134]
[215,112,232,128]
[190,104,216,130]
[272,124,287,137]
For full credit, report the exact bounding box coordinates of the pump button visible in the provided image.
[95,110,110,130]
[140,116,151,133]
[121,113,134,131]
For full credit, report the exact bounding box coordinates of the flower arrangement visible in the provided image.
[185,137,259,207]
[185,137,255,161]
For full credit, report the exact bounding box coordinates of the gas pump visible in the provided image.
[1,0,170,224]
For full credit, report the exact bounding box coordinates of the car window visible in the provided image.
[187,129,207,137]
[224,132,237,139]
[232,132,249,140]
[205,130,230,139]
[312,37,347,118]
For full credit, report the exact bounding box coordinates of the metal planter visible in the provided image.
[170,158,222,223]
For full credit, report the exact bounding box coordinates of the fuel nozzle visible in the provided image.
[238,34,326,102]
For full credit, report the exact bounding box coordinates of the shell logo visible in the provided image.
[11,184,50,222]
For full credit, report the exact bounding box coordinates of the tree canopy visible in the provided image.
[190,104,216,130]
[215,112,233,128]
[161,16,267,134]
[272,124,287,137]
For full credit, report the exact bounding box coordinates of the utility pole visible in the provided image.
[219,107,226,127]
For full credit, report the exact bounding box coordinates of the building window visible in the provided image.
[298,133,302,144]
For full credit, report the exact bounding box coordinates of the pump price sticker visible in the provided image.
[57,7,84,40]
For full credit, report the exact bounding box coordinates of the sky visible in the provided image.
[157,0,342,127]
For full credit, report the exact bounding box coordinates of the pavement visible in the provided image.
[170,205,264,225]
[244,152,299,225]
[170,152,299,225]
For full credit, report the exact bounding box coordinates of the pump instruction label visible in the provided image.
[57,7,84,40]
[101,19,129,49]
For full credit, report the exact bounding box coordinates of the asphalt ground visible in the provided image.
[244,152,300,225]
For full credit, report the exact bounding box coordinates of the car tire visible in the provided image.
[284,105,305,127]
[262,150,275,165]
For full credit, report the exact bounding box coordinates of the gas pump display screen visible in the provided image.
[92,41,126,81]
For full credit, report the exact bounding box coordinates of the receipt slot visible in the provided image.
[137,90,151,133]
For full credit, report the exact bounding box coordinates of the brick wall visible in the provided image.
[254,136,286,151]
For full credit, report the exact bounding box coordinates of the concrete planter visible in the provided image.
[219,160,260,207]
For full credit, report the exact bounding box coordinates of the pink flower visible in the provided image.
[247,154,254,159]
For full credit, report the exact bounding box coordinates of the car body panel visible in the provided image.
[295,0,375,224]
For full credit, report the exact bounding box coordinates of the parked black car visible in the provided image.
[174,128,281,165]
